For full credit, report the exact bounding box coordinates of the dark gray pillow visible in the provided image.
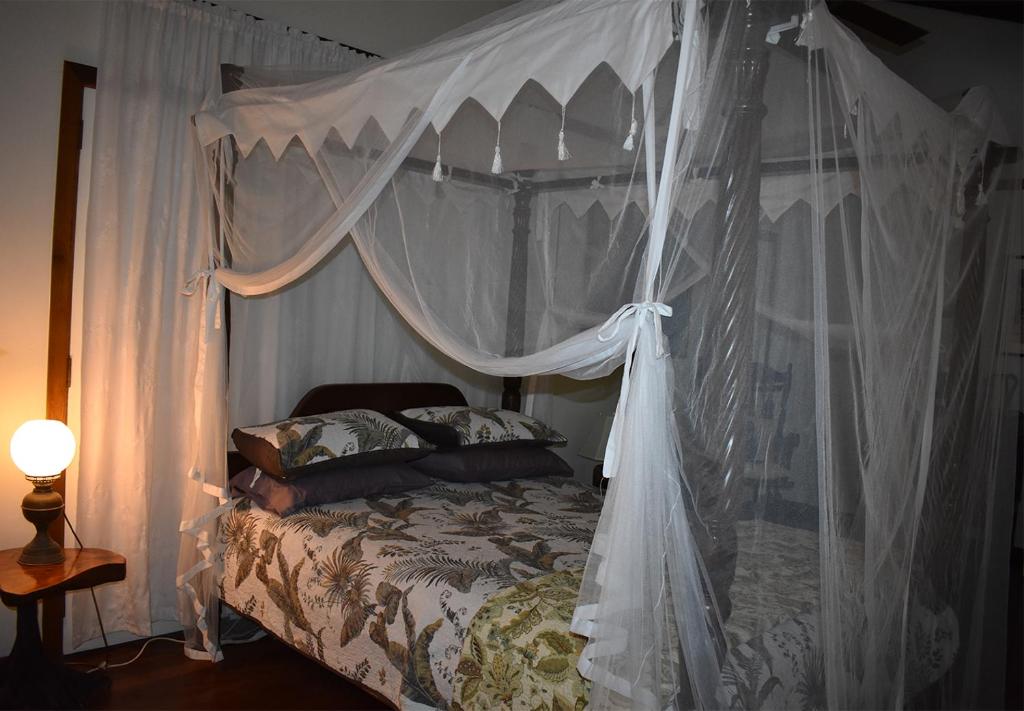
[229,464,433,517]
[409,447,573,482]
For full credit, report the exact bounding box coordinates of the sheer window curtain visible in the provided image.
[72,0,368,652]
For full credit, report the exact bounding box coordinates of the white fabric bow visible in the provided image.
[597,301,672,357]
[182,265,223,334]
[181,267,216,297]
[596,301,673,478]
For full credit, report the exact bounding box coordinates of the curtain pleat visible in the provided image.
[73,0,368,651]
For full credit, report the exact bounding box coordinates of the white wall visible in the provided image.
[0,0,105,656]
[534,374,620,487]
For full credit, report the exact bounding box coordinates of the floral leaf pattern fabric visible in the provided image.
[220,476,596,709]
[717,601,958,710]
[334,409,418,452]
[276,421,336,468]
[451,568,589,711]
[221,495,958,710]
[236,409,433,475]
[720,521,959,710]
[400,407,568,448]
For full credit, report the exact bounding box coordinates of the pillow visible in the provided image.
[231,408,433,480]
[389,412,462,448]
[229,464,433,517]
[397,406,567,449]
[409,447,573,483]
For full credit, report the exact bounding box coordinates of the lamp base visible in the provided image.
[18,483,64,567]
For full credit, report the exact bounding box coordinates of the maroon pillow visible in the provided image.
[409,447,573,483]
[230,464,433,517]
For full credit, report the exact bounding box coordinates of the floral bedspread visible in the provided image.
[221,486,958,711]
[721,521,958,710]
[451,568,588,711]
[218,476,602,709]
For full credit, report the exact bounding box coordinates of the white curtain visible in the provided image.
[73,0,368,651]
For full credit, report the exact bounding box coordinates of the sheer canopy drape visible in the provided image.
[189,0,1018,707]
[77,0,368,654]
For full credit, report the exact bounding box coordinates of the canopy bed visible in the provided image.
[181,1,1019,709]
[218,382,957,710]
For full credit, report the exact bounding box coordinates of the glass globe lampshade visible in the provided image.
[10,419,76,480]
[9,420,75,565]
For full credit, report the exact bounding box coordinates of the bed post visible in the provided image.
[693,0,777,625]
[502,377,523,412]
[219,65,243,481]
[502,183,534,412]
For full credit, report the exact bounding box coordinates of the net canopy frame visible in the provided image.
[181,0,1020,708]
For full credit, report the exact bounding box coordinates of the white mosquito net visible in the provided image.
[183,1,1019,708]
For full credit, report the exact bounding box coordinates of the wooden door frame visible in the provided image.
[43,60,97,657]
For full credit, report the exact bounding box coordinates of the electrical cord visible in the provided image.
[63,512,109,658]
[82,620,260,673]
[62,512,256,671]
[62,512,187,673]
[86,636,184,673]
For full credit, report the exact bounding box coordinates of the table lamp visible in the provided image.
[9,420,75,566]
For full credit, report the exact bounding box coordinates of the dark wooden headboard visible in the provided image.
[288,382,466,417]
[227,382,469,478]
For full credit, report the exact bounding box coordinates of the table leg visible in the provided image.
[0,601,108,709]
[41,596,64,660]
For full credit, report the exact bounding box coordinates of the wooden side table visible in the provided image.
[0,547,125,709]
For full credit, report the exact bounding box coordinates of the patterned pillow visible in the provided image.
[397,406,567,449]
[231,409,433,480]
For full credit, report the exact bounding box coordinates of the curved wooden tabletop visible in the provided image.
[0,547,125,606]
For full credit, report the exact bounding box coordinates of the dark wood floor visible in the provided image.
[25,577,1024,711]
[67,635,389,710]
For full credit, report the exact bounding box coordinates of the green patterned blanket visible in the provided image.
[452,569,588,711]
